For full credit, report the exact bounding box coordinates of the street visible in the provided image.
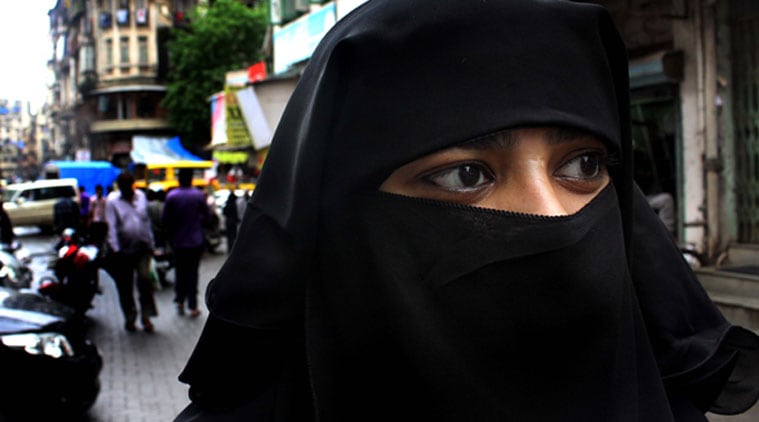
[18,228,224,421]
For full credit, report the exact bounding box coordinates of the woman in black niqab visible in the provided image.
[176,0,759,420]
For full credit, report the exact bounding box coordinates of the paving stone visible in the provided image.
[80,248,227,421]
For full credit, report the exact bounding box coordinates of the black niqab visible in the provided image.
[178,0,759,420]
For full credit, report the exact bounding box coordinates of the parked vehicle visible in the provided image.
[153,245,174,287]
[0,241,33,290]
[43,161,121,195]
[0,284,102,419]
[204,200,222,253]
[133,160,218,192]
[2,178,80,232]
[37,229,100,315]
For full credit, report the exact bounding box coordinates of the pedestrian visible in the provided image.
[147,189,167,251]
[222,190,239,253]
[175,1,759,420]
[147,188,174,288]
[237,189,250,219]
[162,168,210,318]
[53,194,80,234]
[88,184,108,247]
[0,199,13,245]
[79,185,91,238]
[105,171,157,332]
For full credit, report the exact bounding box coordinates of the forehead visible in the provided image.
[458,127,603,151]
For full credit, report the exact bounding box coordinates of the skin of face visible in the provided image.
[379,127,611,216]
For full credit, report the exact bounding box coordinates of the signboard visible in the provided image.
[210,92,227,146]
[273,2,336,74]
[224,71,253,147]
[75,149,91,162]
[236,86,272,150]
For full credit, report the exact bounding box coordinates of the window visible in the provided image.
[147,169,167,183]
[116,1,130,26]
[105,38,113,66]
[136,1,148,26]
[120,37,129,64]
[138,36,148,65]
[99,12,112,28]
[137,94,155,117]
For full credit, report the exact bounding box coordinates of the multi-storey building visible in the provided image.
[48,0,200,168]
[0,100,33,182]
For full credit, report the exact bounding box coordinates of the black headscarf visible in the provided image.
[178,0,759,420]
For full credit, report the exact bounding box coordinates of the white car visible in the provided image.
[2,179,80,232]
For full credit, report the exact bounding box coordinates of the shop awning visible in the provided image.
[130,135,203,163]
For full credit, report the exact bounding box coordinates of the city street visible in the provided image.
[19,229,224,421]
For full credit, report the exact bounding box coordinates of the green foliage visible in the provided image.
[163,0,268,151]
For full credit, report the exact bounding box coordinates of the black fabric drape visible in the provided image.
[177,0,759,420]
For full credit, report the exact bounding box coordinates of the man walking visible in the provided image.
[105,171,158,332]
[162,169,210,318]
[88,184,108,246]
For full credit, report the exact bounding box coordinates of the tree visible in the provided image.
[163,0,268,152]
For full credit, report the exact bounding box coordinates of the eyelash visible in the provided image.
[555,150,607,180]
[420,161,494,191]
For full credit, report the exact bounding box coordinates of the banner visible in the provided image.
[210,92,227,146]
[236,86,272,150]
[224,71,253,147]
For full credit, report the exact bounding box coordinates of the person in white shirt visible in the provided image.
[105,171,157,332]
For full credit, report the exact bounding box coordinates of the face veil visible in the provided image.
[178,0,759,419]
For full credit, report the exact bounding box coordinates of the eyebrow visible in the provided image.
[459,127,593,150]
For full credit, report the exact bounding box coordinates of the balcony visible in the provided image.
[89,118,171,133]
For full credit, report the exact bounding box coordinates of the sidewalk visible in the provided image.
[81,249,227,421]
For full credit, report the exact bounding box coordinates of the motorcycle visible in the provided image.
[0,241,33,290]
[37,228,101,315]
[152,245,174,287]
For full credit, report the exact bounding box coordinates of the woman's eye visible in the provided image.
[424,164,494,191]
[555,153,605,180]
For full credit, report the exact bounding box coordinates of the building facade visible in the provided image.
[48,0,200,168]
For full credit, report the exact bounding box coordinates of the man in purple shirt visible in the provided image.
[162,168,211,317]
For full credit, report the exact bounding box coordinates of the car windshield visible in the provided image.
[3,189,18,201]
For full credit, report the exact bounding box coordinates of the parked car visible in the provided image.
[2,179,80,232]
[0,285,102,419]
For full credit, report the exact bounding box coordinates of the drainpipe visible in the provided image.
[701,0,723,262]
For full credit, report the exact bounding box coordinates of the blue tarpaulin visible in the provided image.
[44,161,122,194]
[130,136,203,163]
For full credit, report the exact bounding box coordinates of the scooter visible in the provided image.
[0,241,33,290]
[153,245,174,287]
[37,228,101,315]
